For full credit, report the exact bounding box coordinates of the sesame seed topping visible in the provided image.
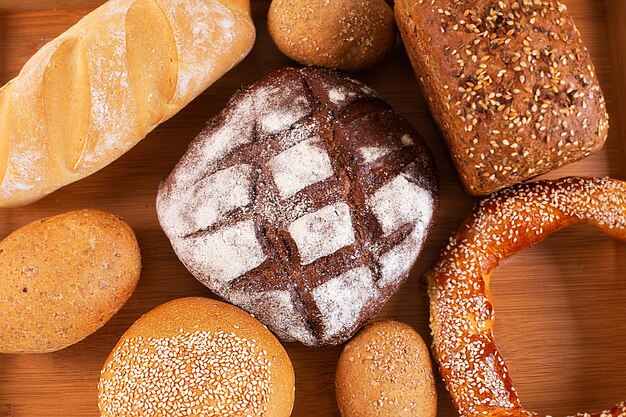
[416,0,608,191]
[426,177,626,416]
[99,331,272,416]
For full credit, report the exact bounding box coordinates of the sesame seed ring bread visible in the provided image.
[426,177,626,417]
[98,297,295,417]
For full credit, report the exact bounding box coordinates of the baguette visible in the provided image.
[395,0,608,195]
[0,0,255,207]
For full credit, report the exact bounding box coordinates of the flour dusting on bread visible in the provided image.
[157,68,439,346]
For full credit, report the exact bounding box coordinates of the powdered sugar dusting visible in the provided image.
[312,267,378,341]
[269,137,334,199]
[180,220,266,289]
[288,202,356,265]
[369,171,434,235]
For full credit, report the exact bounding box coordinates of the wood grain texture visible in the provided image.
[0,1,624,416]
[605,0,626,178]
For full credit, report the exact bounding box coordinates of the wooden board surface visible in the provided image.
[0,1,625,416]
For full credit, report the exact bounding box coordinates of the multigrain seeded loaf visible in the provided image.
[395,0,608,195]
[157,67,439,347]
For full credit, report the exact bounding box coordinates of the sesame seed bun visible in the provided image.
[336,320,437,417]
[98,297,295,417]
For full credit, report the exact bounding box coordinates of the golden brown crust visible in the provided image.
[268,0,396,72]
[395,0,608,195]
[98,297,295,417]
[0,0,256,208]
[426,177,626,417]
[0,209,141,354]
[336,320,437,417]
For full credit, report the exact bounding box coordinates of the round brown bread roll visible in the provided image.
[336,320,437,417]
[98,297,295,417]
[0,209,141,354]
[268,0,396,71]
[157,67,439,347]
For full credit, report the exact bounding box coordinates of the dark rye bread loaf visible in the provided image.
[157,67,438,346]
[395,0,608,195]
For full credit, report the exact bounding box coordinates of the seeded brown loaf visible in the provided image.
[98,297,295,417]
[0,0,255,208]
[336,320,437,417]
[157,67,439,347]
[427,177,626,416]
[0,209,141,354]
[267,0,396,71]
[395,0,608,195]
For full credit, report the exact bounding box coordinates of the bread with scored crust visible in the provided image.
[0,0,255,207]
[157,67,439,347]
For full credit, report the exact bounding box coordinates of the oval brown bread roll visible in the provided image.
[268,0,396,71]
[0,209,141,354]
[0,0,255,208]
[157,67,439,347]
[336,320,437,417]
[98,297,295,417]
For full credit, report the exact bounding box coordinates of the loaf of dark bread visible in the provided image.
[395,0,608,195]
[157,67,438,346]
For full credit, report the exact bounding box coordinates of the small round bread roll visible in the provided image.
[268,0,396,71]
[336,320,437,417]
[0,209,141,354]
[98,297,295,417]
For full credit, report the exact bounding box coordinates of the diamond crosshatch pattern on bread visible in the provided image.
[157,68,439,347]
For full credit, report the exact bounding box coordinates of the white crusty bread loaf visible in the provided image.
[0,0,255,207]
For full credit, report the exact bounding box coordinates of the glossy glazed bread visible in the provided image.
[427,177,626,416]
[157,67,439,347]
[395,0,608,195]
[0,0,255,207]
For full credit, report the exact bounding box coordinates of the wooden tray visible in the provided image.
[1,1,625,416]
